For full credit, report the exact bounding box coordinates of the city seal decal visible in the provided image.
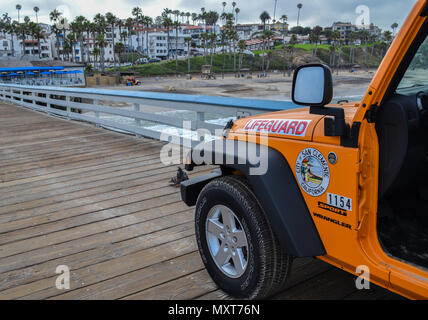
[295,148,330,196]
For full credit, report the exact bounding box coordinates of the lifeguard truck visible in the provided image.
[181,0,428,299]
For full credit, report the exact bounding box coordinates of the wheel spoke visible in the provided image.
[207,219,224,238]
[215,242,230,267]
[221,208,235,229]
[232,249,246,275]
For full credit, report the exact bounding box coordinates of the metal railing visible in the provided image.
[0,84,301,147]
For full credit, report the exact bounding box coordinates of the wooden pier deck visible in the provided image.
[0,102,401,300]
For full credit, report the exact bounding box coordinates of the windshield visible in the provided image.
[397,35,428,91]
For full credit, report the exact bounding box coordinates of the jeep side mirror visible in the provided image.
[292,64,333,107]
[292,64,348,137]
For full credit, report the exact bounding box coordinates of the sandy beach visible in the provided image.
[101,69,378,103]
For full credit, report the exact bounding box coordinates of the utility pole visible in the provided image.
[273,0,278,23]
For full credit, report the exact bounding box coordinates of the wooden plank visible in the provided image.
[0,146,165,191]
[0,208,194,275]
[0,141,165,183]
[3,236,197,299]
[51,252,207,300]
[0,158,181,213]
[0,162,177,207]
[0,221,195,292]
[123,269,217,300]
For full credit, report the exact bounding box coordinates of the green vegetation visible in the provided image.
[109,54,264,76]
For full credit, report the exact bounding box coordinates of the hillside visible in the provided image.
[111,43,387,76]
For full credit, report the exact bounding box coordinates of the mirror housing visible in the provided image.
[292,64,333,107]
[292,64,349,137]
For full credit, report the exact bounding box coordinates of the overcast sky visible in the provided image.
[1,0,418,31]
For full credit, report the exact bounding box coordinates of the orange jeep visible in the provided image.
[181,0,428,299]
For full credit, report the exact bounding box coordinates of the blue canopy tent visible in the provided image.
[0,66,64,73]
[0,66,84,86]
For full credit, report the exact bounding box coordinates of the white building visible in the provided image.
[0,37,12,57]
[236,24,266,40]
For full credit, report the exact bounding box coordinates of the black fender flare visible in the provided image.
[181,140,326,258]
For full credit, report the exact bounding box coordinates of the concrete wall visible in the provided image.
[85,74,120,87]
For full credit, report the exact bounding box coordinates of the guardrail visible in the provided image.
[0,84,301,147]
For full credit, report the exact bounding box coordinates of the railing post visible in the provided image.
[196,111,205,130]
[134,103,142,138]
[94,99,100,127]
[66,95,71,120]
[32,91,36,109]
[47,93,52,114]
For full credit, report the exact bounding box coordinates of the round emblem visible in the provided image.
[295,148,330,197]
[328,152,338,165]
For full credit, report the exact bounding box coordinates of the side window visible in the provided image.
[397,34,428,92]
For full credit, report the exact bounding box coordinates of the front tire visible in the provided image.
[195,176,293,299]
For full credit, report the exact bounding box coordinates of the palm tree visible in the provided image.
[261,29,274,72]
[125,17,135,62]
[200,32,209,64]
[50,9,62,59]
[222,2,227,14]
[260,11,271,31]
[106,13,118,70]
[143,16,153,57]
[232,2,236,18]
[93,46,100,70]
[330,30,340,70]
[348,31,357,64]
[191,13,198,25]
[93,14,107,69]
[287,34,297,75]
[16,4,22,23]
[33,7,39,24]
[71,16,86,63]
[95,34,108,71]
[3,15,16,56]
[297,3,303,26]
[311,26,322,58]
[66,32,77,62]
[132,7,143,53]
[205,11,219,65]
[161,14,173,59]
[280,14,288,75]
[20,16,31,55]
[280,15,288,44]
[391,22,399,36]
[29,21,42,58]
[237,39,246,73]
[185,37,192,73]
[235,8,240,25]
[173,19,181,73]
[114,42,125,64]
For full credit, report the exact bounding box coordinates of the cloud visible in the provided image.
[2,0,418,31]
